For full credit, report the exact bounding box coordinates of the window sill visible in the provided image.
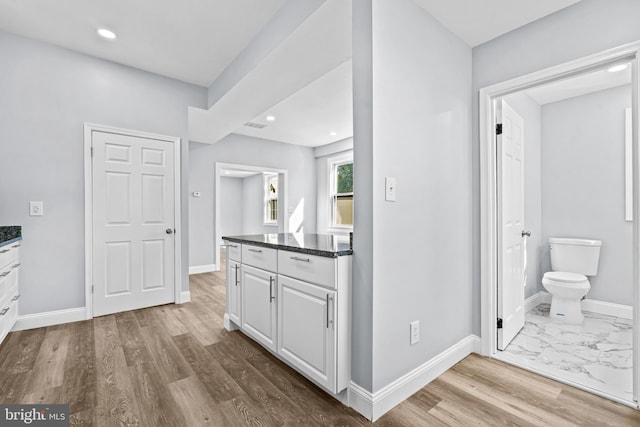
[263,223,279,227]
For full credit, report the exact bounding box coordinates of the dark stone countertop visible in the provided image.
[222,233,352,258]
[0,226,22,248]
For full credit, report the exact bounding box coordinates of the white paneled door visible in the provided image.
[92,130,176,317]
[497,99,526,350]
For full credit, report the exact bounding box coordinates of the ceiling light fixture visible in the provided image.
[266,115,276,122]
[607,64,628,73]
[97,28,117,40]
[330,131,337,136]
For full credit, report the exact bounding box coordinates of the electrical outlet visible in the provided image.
[410,320,420,345]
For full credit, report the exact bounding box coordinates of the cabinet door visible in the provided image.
[242,265,277,352]
[277,275,336,392]
[226,260,242,326]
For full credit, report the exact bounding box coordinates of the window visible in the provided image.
[332,161,353,227]
[264,174,278,225]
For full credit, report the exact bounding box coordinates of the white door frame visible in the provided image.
[214,162,289,271]
[479,41,640,406]
[84,123,183,319]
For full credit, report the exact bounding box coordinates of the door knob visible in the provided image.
[166,228,174,234]
[522,230,531,237]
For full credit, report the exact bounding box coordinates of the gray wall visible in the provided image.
[471,0,640,335]
[352,0,472,392]
[541,85,632,304]
[220,177,244,238]
[188,134,316,267]
[0,31,207,315]
[503,92,543,298]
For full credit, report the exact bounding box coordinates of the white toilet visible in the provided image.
[542,237,602,324]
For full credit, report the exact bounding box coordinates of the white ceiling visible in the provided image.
[524,64,632,105]
[0,0,287,87]
[413,0,582,47]
[0,0,587,147]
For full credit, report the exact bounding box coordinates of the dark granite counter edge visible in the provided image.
[0,237,22,249]
[223,236,353,258]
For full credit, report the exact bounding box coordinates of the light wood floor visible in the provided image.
[0,264,639,426]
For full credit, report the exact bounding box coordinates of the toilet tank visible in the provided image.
[549,238,602,276]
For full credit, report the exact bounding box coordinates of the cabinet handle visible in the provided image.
[248,248,263,253]
[229,244,238,248]
[11,245,20,248]
[0,249,9,254]
[0,308,8,316]
[12,263,20,269]
[234,264,239,286]
[269,276,275,302]
[0,272,9,278]
[11,294,20,302]
[326,295,335,328]
[290,256,311,263]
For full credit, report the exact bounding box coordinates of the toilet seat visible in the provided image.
[543,271,587,284]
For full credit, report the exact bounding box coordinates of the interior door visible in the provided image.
[497,99,526,350]
[92,130,175,316]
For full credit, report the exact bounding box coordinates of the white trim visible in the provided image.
[189,264,217,275]
[12,307,86,331]
[348,335,479,421]
[84,123,182,319]
[527,291,632,320]
[179,291,191,304]
[214,162,289,272]
[313,137,354,158]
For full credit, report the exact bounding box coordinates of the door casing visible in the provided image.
[479,41,640,407]
[84,123,183,319]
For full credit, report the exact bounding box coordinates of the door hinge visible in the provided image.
[90,147,94,157]
[496,123,503,135]
[91,285,94,293]
[497,318,503,329]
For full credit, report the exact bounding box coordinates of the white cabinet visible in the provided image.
[224,240,351,395]
[278,274,337,391]
[241,264,277,352]
[0,241,20,344]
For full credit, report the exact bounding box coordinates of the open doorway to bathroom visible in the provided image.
[480,44,640,409]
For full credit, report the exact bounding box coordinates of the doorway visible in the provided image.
[84,124,182,317]
[479,44,640,408]
[213,162,289,271]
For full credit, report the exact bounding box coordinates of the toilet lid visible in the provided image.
[543,271,587,283]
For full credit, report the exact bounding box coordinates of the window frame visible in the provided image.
[264,173,278,226]
[329,153,354,230]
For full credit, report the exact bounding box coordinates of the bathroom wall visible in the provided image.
[502,92,543,298]
[541,84,632,305]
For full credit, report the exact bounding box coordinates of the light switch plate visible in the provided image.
[385,177,396,201]
[30,201,44,216]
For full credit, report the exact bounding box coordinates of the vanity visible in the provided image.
[222,233,352,395]
[0,226,21,345]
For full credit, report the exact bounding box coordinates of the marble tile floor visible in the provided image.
[499,303,633,403]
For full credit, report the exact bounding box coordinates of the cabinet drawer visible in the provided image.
[0,265,10,305]
[224,240,241,262]
[6,264,19,296]
[0,242,19,270]
[278,250,336,289]
[242,245,277,272]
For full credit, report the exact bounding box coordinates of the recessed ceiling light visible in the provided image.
[608,64,628,73]
[225,171,230,175]
[266,115,276,122]
[330,131,337,136]
[97,28,117,40]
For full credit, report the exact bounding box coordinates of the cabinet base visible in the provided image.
[223,314,240,331]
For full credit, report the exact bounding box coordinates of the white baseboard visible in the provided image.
[178,291,191,304]
[189,264,216,275]
[12,307,86,331]
[528,291,631,320]
[348,334,478,421]
[582,298,632,320]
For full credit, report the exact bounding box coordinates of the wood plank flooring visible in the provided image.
[1,260,639,426]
